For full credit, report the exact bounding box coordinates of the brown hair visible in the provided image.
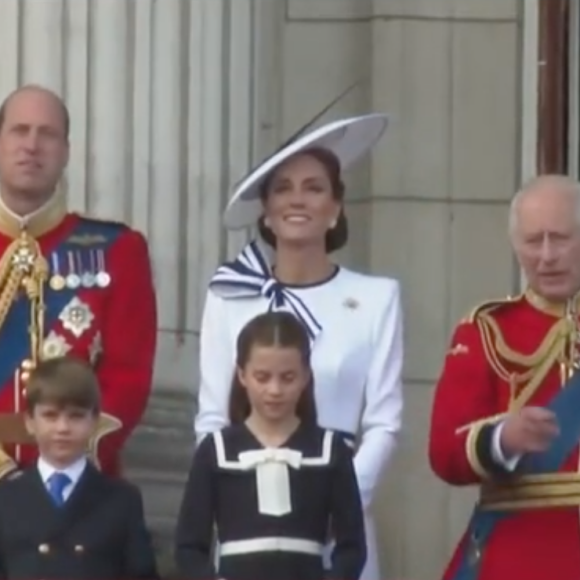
[229,311,317,425]
[257,147,348,253]
[25,356,100,415]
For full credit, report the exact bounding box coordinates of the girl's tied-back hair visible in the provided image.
[228,311,318,425]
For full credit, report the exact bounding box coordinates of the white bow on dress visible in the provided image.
[238,448,303,517]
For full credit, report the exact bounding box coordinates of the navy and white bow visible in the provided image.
[209,240,322,341]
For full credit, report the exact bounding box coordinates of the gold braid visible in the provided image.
[476,309,572,410]
[0,231,48,477]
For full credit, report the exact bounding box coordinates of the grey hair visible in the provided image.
[508,174,580,235]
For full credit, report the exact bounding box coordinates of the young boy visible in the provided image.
[0,356,159,580]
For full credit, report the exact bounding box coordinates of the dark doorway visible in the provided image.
[567,1,580,175]
[536,0,569,174]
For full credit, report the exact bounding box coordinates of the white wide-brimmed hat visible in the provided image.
[223,112,389,230]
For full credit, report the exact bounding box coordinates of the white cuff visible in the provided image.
[491,422,521,471]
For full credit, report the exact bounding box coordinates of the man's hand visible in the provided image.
[500,407,559,458]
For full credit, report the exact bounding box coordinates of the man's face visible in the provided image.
[513,187,580,302]
[0,89,69,199]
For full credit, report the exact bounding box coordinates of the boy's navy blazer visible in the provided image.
[0,461,159,580]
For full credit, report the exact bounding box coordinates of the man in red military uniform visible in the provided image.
[0,85,157,478]
[429,174,580,580]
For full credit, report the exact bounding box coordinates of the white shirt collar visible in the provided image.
[37,455,87,486]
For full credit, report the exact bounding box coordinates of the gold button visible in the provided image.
[38,543,50,554]
[21,359,34,371]
[74,544,84,553]
[20,371,30,383]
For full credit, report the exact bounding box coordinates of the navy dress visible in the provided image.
[175,422,366,580]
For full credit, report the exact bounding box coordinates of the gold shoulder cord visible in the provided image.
[468,299,580,510]
[476,309,570,410]
[1,232,49,366]
[0,231,48,475]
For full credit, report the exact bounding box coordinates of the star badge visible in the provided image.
[42,331,72,360]
[59,297,94,338]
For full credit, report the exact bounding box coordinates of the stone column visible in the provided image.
[367,1,523,577]
[122,0,263,568]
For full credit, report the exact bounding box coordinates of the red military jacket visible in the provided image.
[0,194,157,478]
[429,290,580,580]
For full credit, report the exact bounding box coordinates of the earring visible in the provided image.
[329,220,337,229]
[263,217,271,228]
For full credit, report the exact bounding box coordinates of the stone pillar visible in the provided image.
[0,3,262,568]
[367,1,523,577]
[89,1,130,217]
[122,0,261,568]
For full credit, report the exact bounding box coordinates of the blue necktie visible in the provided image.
[47,472,71,507]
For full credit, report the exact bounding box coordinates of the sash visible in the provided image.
[0,218,124,392]
[452,367,580,580]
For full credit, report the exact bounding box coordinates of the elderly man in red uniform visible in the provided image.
[429,174,580,580]
[0,85,157,478]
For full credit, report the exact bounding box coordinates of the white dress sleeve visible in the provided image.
[353,279,404,509]
[194,289,234,442]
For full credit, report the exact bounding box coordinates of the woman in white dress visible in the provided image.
[194,113,404,580]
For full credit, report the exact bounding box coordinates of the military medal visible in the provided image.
[95,249,111,288]
[81,272,95,288]
[65,251,81,289]
[49,253,66,291]
[50,275,66,291]
[96,271,110,288]
[66,274,81,289]
[82,251,98,288]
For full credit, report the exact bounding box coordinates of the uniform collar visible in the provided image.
[525,287,580,317]
[37,455,87,486]
[0,191,67,238]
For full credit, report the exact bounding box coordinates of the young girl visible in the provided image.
[175,311,366,580]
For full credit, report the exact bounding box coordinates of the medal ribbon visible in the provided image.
[49,248,111,290]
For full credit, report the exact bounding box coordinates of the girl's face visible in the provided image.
[237,344,310,423]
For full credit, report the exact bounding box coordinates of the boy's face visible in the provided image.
[25,403,98,467]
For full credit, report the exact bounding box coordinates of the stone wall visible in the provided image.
[120,1,526,578]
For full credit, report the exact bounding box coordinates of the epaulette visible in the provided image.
[66,215,130,246]
[78,215,129,229]
[461,293,523,324]
[77,216,129,233]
